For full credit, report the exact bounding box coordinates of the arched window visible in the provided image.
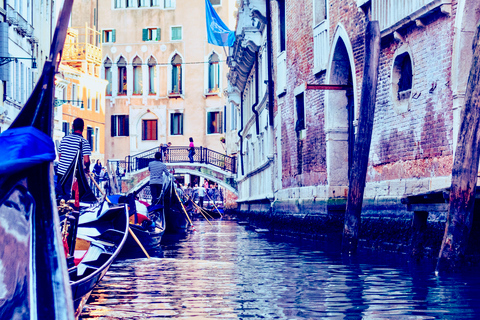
[117,57,127,95]
[208,53,220,93]
[104,58,112,95]
[133,56,143,95]
[148,57,157,94]
[393,52,413,100]
[171,54,182,94]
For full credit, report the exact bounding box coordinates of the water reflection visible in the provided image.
[81,220,480,319]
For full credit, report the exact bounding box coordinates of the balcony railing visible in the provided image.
[372,0,451,36]
[63,26,102,66]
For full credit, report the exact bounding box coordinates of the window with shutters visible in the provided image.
[143,28,160,41]
[103,29,116,43]
[111,115,129,137]
[62,121,70,136]
[142,119,158,140]
[171,26,182,41]
[133,56,143,95]
[295,92,305,133]
[208,52,220,93]
[151,0,160,6]
[104,58,113,95]
[148,57,157,94]
[164,0,175,8]
[95,128,100,152]
[117,57,127,95]
[95,92,99,112]
[170,54,182,94]
[87,126,94,151]
[170,113,183,135]
[87,89,92,110]
[207,111,223,134]
[114,0,123,8]
[126,0,135,7]
[138,0,148,7]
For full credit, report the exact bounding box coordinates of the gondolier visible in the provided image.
[56,118,91,199]
[149,152,170,204]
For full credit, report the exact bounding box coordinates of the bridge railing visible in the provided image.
[124,146,237,174]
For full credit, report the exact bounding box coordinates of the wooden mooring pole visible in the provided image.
[342,21,381,253]
[436,24,480,273]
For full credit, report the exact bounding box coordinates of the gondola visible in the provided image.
[61,199,129,318]
[118,193,166,257]
[163,178,190,234]
[59,147,129,317]
[0,1,76,319]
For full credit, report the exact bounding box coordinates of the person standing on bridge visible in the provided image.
[188,137,195,163]
[149,152,170,205]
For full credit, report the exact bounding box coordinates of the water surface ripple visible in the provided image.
[80,220,480,319]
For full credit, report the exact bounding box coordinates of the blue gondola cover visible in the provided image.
[0,126,55,175]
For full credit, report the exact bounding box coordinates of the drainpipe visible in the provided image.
[252,53,260,135]
[266,0,274,126]
[238,93,245,176]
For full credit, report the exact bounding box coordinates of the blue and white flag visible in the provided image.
[205,0,235,47]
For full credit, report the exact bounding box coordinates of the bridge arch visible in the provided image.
[127,164,238,196]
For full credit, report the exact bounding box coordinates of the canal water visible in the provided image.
[80,219,480,319]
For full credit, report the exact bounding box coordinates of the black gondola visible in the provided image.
[163,178,190,234]
[119,193,166,257]
[0,1,76,319]
[61,200,129,318]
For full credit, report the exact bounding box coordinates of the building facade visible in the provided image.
[71,0,235,178]
[54,26,107,164]
[228,0,479,249]
[0,0,55,132]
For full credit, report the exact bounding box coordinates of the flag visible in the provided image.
[205,0,235,47]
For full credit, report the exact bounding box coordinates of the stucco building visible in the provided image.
[54,26,107,164]
[71,0,235,184]
[0,0,55,132]
[228,0,480,251]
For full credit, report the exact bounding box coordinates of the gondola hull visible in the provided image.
[122,224,164,257]
[68,203,129,318]
[164,206,189,234]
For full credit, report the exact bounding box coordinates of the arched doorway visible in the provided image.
[326,32,355,197]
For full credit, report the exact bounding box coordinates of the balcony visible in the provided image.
[372,0,452,37]
[62,26,102,66]
[6,4,18,26]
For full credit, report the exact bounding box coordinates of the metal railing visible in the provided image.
[124,146,237,174]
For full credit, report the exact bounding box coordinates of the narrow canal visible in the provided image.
[81,220,480,319]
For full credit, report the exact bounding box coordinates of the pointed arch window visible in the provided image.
[118,57,127,95]
[104,58,112,95]
[148,57,157,94]
[208,53,220,93]
[133,56,143,95]
[171,54,182,94]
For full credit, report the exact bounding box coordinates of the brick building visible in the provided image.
[227,0,480,251]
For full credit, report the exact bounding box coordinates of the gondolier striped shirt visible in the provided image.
[149,160,170,185]
[57,133,91,175]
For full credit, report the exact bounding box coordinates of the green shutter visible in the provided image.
[156,28,161,41]
[142,29,148,41]
[207,112,212,134]
[180,113,183,135]
[101,31,104,43]
[112,29,116,43]
[125,115,129,136]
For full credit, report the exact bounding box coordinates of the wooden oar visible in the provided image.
[205,191,223,217]
[191,199,214,220]
[173,186,199,228]
[89,173,150,259]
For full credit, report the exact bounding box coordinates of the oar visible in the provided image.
[173,186,199,229]
[205,191,223,217]
[89,173,151,259]
[191,199,214,220]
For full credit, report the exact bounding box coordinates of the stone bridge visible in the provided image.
[120,162,238,196]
